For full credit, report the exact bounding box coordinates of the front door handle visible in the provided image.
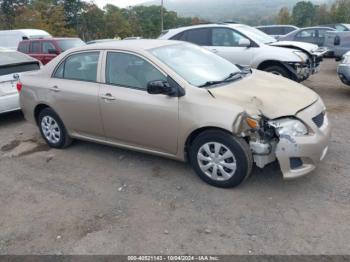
[49,85,60,92]
[101,93,116,101]
[211,49,218,53]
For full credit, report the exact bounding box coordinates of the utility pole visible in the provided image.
[161,0,164,32]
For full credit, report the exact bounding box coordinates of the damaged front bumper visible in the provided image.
[275,100,331,179]
[286,56,322,82]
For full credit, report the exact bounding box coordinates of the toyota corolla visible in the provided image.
[18,40,331,188]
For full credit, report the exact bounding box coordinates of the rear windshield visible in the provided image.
[0,63,40,76]
[57,39,85,52]
[0,50,36,66]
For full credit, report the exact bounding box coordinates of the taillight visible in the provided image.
[16,82,23,92]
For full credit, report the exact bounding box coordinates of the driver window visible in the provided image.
[211,28,248,47]
[106,52,166,90]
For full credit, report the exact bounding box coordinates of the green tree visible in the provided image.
[277,7,291,24]
[292,1,316,27]
[330,0,350,23]
[0,0,29,29]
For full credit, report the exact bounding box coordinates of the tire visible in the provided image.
[189,130,253,188]
[264,65,291,79]
[38,108,72,149]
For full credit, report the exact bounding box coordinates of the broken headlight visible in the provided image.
[268,118,308,137]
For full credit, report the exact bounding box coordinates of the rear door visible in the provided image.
[42,41,58,64]
[49,51,104,137]
[29,41,43,62]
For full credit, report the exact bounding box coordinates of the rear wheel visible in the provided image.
[189,130,253,188]
[38,108,72,148]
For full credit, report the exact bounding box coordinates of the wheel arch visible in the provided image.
[257,60,288,71]
[184,126,234,161]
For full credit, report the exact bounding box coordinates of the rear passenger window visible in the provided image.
[18,42,29,53]
[53,52,99,82]
[184,29,210,46]
[42,42,56,54]
[30,42,41,53]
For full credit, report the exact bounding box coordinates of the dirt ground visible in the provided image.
[0,59,349,255]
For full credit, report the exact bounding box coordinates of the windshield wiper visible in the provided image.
[199,72,243,88]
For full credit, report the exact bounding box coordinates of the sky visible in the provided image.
[92,0,151,8]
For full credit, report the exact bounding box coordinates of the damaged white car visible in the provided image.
[159,23,327,82]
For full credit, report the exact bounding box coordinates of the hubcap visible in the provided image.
[41,116,61,144]
[197,142,237,181]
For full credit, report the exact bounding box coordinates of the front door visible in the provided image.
[206,28,255,66]
[99,51,179,155]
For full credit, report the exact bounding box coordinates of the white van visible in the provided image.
[0,29,51,50]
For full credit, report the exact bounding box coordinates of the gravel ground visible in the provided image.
[0,59,349,255]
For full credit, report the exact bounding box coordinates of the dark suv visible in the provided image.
[17,38,85,64]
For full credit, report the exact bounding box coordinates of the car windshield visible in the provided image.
[150,43,241,87]
[57,39,85,52]
[237,25,277,44]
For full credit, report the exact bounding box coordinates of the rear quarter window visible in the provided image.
[18,42,29,53]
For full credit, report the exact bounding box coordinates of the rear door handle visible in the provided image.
[211,49,218,53]
[49,85,60,92]
[101,93,116,101]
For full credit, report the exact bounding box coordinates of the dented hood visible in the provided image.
[210,70,319,119]
[269,41,322,56]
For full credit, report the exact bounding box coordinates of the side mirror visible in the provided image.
[48,48,58,55]
[147,80,176,96]
[238,38,251,47]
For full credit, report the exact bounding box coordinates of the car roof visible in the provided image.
[298,26,335,30]
[69,39,182,52]
[256,25,298,28]
[20,37,80,42]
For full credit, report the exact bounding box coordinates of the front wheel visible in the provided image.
[264,65,291,79]
[189,130,253,188]
[38,108,72,148]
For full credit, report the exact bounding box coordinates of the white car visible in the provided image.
[0,48,41,114]
[0,29,51,50]
[159,23,327,82]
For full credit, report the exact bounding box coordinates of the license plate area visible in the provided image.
[0,81,17,94]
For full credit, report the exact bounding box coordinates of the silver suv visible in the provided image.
[160,23,327,82]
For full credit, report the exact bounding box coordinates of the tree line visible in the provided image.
[0,0,205,41]
[276,0,350,27]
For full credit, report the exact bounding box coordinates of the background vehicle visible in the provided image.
[19,40,330,188]
[18,38,85,64]
[337,51,350,85]
[87,39,116,44]
[256,25,298,40]
[320,23,350,31]
[0,48,40,114]
[279,27,335,47]
[324,31,350,60]
[159,23,326,82]
[0,29,51,50]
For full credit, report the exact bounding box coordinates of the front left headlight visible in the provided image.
[269,118,308,137]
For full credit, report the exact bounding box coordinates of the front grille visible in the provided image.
[312,112,325,128]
